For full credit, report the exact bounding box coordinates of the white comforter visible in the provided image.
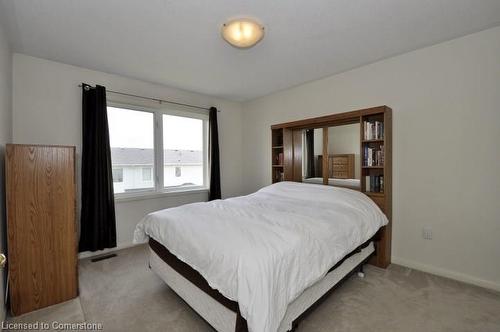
[134,182,388,332]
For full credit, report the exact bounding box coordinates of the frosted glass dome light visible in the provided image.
[221,19,265,48]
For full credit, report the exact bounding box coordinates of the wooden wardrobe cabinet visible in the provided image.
[6,144,78,316]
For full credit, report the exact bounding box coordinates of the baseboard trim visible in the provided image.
[392,256,500,293]
[78,242,142,260]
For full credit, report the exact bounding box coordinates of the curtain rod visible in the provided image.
[78,83,217,112]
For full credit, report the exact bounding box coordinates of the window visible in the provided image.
[142,167,152,181]
[112,168,123,183]
[108,107,155,194]
[163,115,204,188]
[107,104,208,197]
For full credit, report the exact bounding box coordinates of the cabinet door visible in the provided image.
[6,145,77,316]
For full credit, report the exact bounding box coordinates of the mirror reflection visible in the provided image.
[303,124,360,190]
[326,124,361,190]
[302,128,323,184]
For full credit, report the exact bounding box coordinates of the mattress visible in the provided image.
[303,177,361,189]
[134,181,387,332]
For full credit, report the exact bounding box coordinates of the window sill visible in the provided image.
[114,187,209,203]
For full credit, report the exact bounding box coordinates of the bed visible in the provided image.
[134,182,387,332]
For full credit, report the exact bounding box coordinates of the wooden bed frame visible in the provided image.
[147,106,392,332]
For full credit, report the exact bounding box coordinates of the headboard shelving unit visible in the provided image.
[360,107,392,268]
[271,128,294,183]
[271,128,284,183]
[271,106,392,268]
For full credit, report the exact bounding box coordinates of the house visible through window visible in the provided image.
[108,107,155,194]
[142,167,152,181]
[107,104,208,197]
[163,115,204,188]
[112,168,123,183]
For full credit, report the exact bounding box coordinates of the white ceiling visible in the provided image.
[1,0,500,101]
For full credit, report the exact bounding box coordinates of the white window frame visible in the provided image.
[107,102,209,201]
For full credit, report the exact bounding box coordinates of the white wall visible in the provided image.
[12,54,244,252]
[0,22,12,322]
[242,27,500,291]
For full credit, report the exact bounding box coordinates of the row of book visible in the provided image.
[363,120,384,140]
[274,152,284,166]
[363,145,384,166]
[365,175,384,193]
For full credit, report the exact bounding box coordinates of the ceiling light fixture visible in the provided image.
[221,18,265,49]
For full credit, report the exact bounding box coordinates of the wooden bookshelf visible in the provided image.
[271,128,294,183]
[360,107,392,268]
[271,129,285,183]
[360,109,390,194]
[271,105,392,268]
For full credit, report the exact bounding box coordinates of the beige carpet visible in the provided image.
[9,244,500,331]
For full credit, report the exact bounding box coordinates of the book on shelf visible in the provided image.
[363,145,384,166]
[363,120,384,140]
[365,175,384,193]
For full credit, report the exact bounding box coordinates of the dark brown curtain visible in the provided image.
[79,84,117,252]
[305,129,315,178]
[208,107,221,200]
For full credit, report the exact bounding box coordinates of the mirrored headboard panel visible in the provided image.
[302,123,360,190]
